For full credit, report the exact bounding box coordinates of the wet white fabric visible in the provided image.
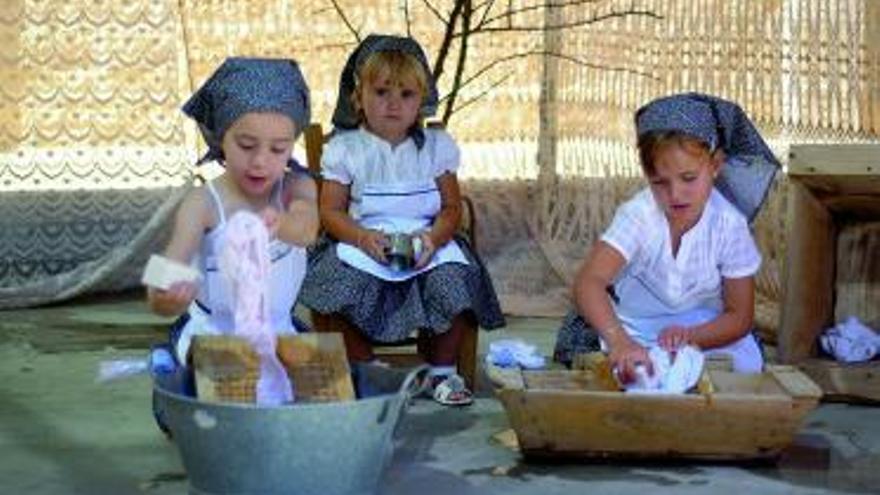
[174,180,306,364]
[625,345,705,394]
[219,211,293,405]
[600,307,764,373]
[820,316,880,363]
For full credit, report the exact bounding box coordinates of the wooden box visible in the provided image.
[777,144,880,401]
[492,361,821,460]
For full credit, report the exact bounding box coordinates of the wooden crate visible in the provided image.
[777,144,880,401]
[493,363,821,460]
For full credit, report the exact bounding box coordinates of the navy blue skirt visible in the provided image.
[299,235,505,342]
[553,310,601,366]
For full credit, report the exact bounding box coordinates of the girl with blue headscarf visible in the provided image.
[147,57,318,367]
[554,93,781,384]
[298,35,505,406]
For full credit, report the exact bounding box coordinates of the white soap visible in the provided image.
[141,254,201,290]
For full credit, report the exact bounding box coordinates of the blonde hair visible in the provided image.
[351,50,429,125]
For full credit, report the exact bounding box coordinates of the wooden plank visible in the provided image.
[798,358,880,403]
[788,144,880,176]
[778,180,837,363]
[277,333,355,402]
[496,387,809,459]
[767,365,823,401]
[835,222,880,326]
[191,335,259,403]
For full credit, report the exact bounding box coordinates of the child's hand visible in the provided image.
[608,339,652,385]
[357,229,389,264]
[148,280,197,317]
[413,231,437,269]
[259,206,281,237]
[658,325,695,352]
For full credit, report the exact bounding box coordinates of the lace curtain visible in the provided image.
[1,1,878,339]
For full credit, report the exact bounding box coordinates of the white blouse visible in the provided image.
[321,127,460,220]
[601,187,761,343]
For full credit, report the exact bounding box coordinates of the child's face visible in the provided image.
[221,112,295,200]
[360,71,422,145]
[647,142,721,232]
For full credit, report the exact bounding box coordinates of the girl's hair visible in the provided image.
[351,50,429,125]
[637,130,718,175]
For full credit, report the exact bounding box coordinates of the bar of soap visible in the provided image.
[141,254,200,290]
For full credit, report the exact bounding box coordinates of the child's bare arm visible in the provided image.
[660,276,755,351]
[273,172,319,247]
[147,190,210,317]
[575,241,649,382]
[414,172,462,268]
[320,180,388,262]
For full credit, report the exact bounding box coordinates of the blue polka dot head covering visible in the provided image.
[331,34,438,136]
[182,57,311,165]
[635,92,781,221]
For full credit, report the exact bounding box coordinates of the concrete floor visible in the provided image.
[2,293,880,494]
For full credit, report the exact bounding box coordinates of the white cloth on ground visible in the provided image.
[625,345,705,394]
[485,339,546,369]
[820,316,880,363]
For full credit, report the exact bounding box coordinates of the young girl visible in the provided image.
[553,93,780,383]
[147,57,318,366]
[299,34,505,405]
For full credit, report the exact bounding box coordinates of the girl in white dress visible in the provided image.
[299,35,504,405]
[554,93,780,383]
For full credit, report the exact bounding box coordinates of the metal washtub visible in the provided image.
[153,364,426,495]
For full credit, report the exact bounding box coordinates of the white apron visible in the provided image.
[336,180,469,281]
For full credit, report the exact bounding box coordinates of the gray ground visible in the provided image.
[1,293,879,494]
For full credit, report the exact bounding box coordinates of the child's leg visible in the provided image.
[425,312,474,406]
[427,312,468,366]
[338,316,375,363]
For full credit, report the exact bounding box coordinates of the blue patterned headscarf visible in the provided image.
[635,92,781,221]
[183,57,311,165]
[331,34,438,142]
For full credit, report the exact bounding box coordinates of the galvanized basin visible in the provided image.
[153,364,425,495]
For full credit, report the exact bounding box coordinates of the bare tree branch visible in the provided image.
[402,0,413,37]
[329,0,361,42]
[451,49,656,98]
[459,8,662,36]
[418,0,448,24]
[474,0,498,30]
[448,74,513,116]
[431,0,465,87]
[441,0,474,124]
[478,0,607,29]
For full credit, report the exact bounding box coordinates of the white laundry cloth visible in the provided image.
[819,316,880,363]
[220,211,294,405]
[486,339,546,369]
[625,345,705,394]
